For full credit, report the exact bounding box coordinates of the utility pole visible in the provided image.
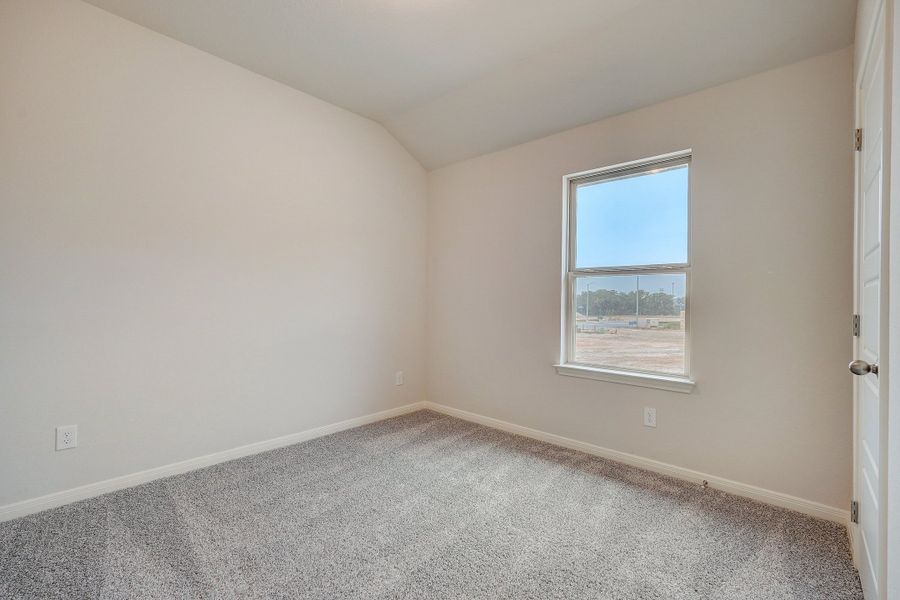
[586,282,591,320]
[636,275,640,317]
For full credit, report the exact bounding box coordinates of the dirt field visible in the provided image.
[574,328,685,374]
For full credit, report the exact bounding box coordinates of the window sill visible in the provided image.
[553,364,695,393]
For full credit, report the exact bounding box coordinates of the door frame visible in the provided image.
[886,1,900,598]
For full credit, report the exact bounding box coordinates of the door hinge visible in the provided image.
[855,128,863,151]
[852,314,860,337]
[851,500,859,524]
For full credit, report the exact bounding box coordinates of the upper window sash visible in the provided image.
[566,151,691,273]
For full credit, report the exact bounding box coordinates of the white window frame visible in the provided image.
[555,150,695,393]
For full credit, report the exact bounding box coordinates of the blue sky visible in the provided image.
[574,164,687,296]
[576,165,688,267]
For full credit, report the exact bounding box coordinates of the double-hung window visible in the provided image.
[557,151,693,392]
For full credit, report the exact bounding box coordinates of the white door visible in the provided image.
[853,7,886,599]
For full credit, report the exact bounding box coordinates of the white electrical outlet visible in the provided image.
[56,425,78,450]
[395,371,404,386]
[643,407,657,428]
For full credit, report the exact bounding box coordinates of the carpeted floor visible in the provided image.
[0,410,862,599]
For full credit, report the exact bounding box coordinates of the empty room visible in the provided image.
[1,0,899,598]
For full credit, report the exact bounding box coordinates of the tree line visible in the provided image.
[576,288,684,317]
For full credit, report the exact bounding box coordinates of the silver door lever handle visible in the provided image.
[849,360,878,376]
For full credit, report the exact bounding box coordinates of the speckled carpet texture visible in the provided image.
[1,410,862,599]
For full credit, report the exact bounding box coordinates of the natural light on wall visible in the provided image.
[559,151,691,388]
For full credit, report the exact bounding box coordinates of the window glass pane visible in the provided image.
[574,273,686,375]
[575,164,688,268]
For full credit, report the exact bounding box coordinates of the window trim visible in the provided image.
[557,150,695,392]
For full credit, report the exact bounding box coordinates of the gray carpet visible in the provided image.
[0,410,862,599]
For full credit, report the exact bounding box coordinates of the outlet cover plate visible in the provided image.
[56,425,78,450]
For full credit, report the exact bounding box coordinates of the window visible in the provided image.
[557,151,693,392]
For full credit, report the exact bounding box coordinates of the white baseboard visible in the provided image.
[0,401,426,523]
[422,401,850,525]
[2,400,849,527]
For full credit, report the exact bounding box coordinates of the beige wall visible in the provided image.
[426,48,854,510]
[0,0,427,505]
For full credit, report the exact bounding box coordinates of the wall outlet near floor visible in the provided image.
[395,371,404,386]
[643,407,657,428]
[56,425,78,450]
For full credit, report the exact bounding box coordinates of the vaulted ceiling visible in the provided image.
[84,0,857,168]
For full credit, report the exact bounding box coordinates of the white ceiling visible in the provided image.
[83,0,857,169]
